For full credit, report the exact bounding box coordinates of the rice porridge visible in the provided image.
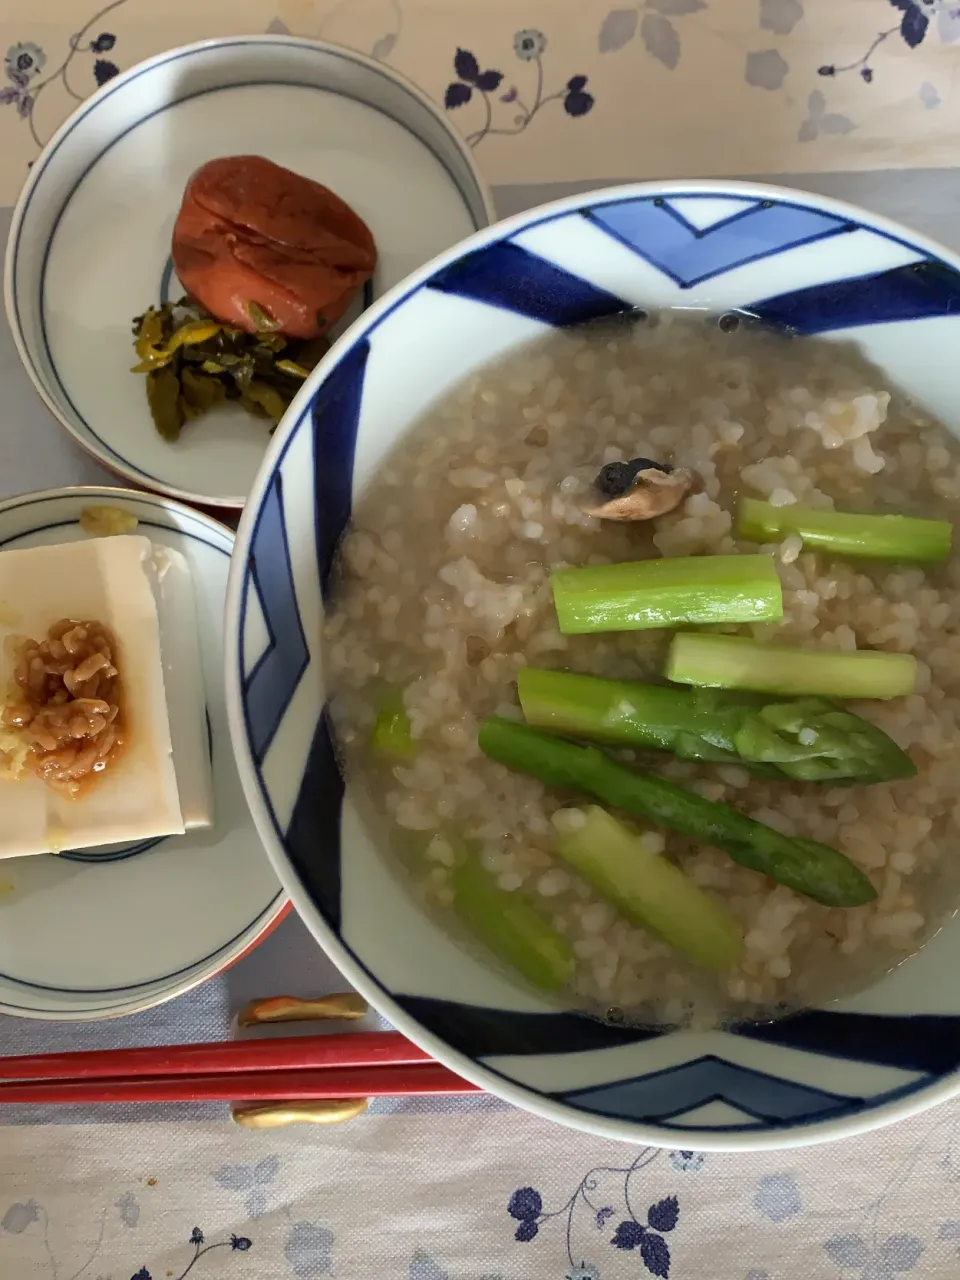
[324,312,960,1027]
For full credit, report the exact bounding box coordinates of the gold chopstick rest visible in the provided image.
[231,1099,369,1128]
[236,992,368,1028]
[231,992,371,1128]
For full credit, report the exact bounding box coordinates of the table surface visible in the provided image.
[4,3,960,1277]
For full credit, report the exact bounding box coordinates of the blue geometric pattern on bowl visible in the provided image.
[585,197,855,288]
[228,183,960,1148]
[243,476,308,764]
[556,1056,858,1127]
[427,241,631,325]
[749,261,960,334]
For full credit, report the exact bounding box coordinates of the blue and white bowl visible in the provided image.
[226,181,960,1150]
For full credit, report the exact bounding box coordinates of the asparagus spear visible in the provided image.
[553,806,744,971]
[517,667,916,783]
[450,855,575,991]
[667,633,917,700]
[478,717,877,907]
[739,497,952,563]
[370,691,415,759]
[550,554,782,634]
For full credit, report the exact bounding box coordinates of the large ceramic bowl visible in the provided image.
[225,180,960,1150]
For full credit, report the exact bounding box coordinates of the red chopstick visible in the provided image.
[0,1062,479,1105]
[0,1031,481,1106]
[0,1031,428,1084]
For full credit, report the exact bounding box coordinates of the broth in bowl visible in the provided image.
[323,311,960,1028]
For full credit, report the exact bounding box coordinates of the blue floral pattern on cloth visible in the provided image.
[1,1200,40,1234]
[10,1113,960,1277]
[816,0,960,83]
[597,2,705,66]
[408,1251,505,1280]
[116,1192,141,1228]
[212,1154,281,1219]
[823,1232,924,1278]
[284,1222,335,1277]
[132,1227,252,1280]
[0,0,125,147]
[669,1152,705,1174]
[1,1202,251,1280]
[2,1,951,180]
[593,0,952,128]
[753,1174,803,1223]
[504,1150,682,1277]
[444,30,594,147]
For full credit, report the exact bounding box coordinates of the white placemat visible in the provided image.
[4,1097,960,1279]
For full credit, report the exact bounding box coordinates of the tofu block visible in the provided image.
[0,535,212,858]
[151,541,214,832]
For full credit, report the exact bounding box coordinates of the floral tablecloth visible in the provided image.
[1,0,959,202]
[5,1097,960,1279]
[3,3,960,1279]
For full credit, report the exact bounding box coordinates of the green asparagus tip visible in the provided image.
[518,665,916,784]
[479,716,877,908]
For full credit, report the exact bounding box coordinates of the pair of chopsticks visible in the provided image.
[0,996,481,1124]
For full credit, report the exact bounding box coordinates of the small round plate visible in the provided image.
[0,486,286,1020]
[5,37,492,509]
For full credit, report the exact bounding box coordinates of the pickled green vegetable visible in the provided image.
[180,366,227,419]
[145,366,184,442]
[130,299,329,441]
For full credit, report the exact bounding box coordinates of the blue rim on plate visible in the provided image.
[0,515,211,868]
[226,180,960,1149]
[3,36,494,509]
[0,487,285,1020]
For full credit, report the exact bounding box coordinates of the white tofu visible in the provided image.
[151,542,214,832]
[0,535,213,858]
